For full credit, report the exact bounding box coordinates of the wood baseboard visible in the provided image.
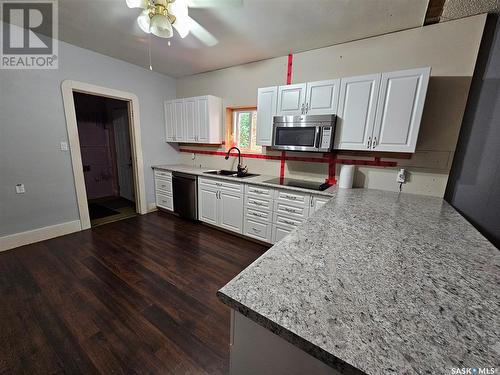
[0,220,82,252]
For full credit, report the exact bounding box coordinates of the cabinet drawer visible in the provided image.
[245,207,272,223]
[273,200,309,219]
[156,193,173,211]
[154,169,172,178]
[155,177,172,194]
[275,189,309,207]
[273,212,303,227]
[244,217,272,243]
[245,195,273,211]
[271,224,294,244]
[245,184,274,199]
[199,177,243,193]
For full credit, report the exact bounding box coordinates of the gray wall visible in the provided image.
[445,15,500,249]
[0,36,178,236]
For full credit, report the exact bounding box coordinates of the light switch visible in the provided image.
[15,184,25,194]
[60,141,69,151]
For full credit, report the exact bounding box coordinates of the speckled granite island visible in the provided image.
[217,188,500,375]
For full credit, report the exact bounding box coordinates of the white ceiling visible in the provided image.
[58,0,429,77]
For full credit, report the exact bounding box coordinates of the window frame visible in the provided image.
[225,106,261,153]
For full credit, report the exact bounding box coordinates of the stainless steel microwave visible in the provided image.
[272,114,336,152]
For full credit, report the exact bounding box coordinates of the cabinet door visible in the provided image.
[276,83,307,116]
[184,98,197,142]
[197,97,209,143]
[305,79,340,115]
[309,195,330,215]
[271,225,293,244]
[256,86,277,146]
[164,101,175,142]
[173,100,185,142]
[372,67,430,152]
[334,74,381,150]
[198,186,218,225]
[219,190,244,234]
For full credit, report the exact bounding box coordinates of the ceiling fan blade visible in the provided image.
[187,0,242,8]
[188,16,218,46]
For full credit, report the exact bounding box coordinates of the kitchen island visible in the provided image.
[218,188,500,374]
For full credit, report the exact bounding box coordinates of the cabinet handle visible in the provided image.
[251,200,264,206]
[301,103,305,115]
[310,196,313,207]
[367,137,371,149]
[283,195,297,200]
[250,212,265,218]
[284,207,297,213]
[253,190,265,195]
[282,219,296,226]
[372,137,377,149]
[252,227,262,233]
[305,102,310,113]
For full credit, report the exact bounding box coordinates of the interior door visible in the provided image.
[256,86,277,146]
[173,99,185,142]
[334,73,381,150]
[276,83,307,116]
[372,67,430,152]
[305,79,340,115]
[219,190,244,233]
[198,186,218,225]
[164,101,175,142]
[184,98,196,142]
[112,108,134,202]
[197,97,209,143]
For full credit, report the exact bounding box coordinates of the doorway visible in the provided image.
[73,93,136,227]
[62,80,147,231]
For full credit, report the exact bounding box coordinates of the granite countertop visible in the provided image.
[217,188,500,375]
[152,164,337,196]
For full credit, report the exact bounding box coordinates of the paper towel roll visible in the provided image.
[338,165,355,189]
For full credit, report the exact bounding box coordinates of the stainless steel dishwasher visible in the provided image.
[172,172,198,220]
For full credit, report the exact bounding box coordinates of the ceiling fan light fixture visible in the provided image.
[137,9,151,33]
[150,14,173,38]
[126,0,147,9]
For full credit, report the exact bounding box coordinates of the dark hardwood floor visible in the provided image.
[0,211,269,374]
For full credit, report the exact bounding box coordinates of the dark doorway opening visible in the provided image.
[73,92,137,227]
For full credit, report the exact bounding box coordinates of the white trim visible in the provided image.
[147,202,158,213]
[0,221,81,252]
[61,80,147,230]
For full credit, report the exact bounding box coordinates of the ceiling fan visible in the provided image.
[126,0,242,46]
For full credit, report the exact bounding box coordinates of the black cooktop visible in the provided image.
[263,178,331,191]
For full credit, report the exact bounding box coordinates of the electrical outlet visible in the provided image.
[397,169,406,184]
[60,141,69,151]
[15,183,25,194]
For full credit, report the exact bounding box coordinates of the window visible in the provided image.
[230,109,261,153]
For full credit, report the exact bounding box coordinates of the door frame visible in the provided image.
[61,80,147,230]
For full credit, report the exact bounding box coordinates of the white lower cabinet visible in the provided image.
[154,169,173,211]
[309,195,330,215]
[272,225,294,243]
[198,177,244,234]
[198,185,218,225]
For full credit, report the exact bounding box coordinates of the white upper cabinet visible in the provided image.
[277,83,307,116]
[334,73,381,150]
[164,101,175,142]
[371,67,430,152]
[256,86,278,146]
[305,79,340,115]
[164,95,222,144]
[276,79,339,116]
[173,99,185,142]
[197,96,209,143]
[184,97,196,142]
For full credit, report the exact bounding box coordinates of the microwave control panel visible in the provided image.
[320,126,332,149]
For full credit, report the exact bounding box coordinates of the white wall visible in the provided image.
[0,36,178,237]
[176,15,487,197]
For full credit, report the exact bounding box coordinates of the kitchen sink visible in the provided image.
[204,170,259,178]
